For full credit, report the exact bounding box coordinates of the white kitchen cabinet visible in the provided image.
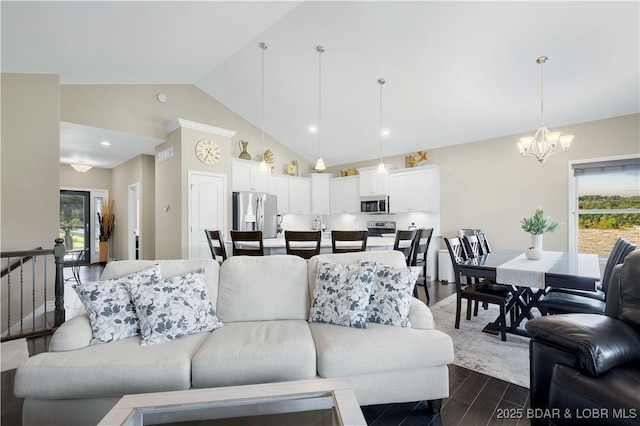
[288,177,311,214]
[269,175,290,214]
[231,158,270,193]
[330,176,360,214]
[357,165,396,196]
[308,173,332,215]
[269,175,310,214]
[389,165,440,213]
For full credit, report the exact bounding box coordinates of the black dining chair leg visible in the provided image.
[499,305,507,342]
[466,300,473,321]
[473,301,479,316]
[455,298,462,329]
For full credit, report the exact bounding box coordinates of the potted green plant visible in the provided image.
[521,208,559,259]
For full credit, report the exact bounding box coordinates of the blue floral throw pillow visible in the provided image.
[309,261,376,329]
[367,264,421,327]
[126,268,223,345]
[73,264,162,344]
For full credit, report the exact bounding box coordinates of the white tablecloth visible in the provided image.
[495,251,564,289]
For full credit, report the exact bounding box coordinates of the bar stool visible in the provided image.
[285,230,321,259]
[204,229,227,263]
[331,230,368,253]
[230,230,264,256]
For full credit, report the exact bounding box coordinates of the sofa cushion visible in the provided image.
[309,322,454,377]
[14,333,209,399]
[126,268,223,346]
[309,260,376,329]
[367,264,421,327]
[217,255,309,322]
[73,264,162,344]
[100,259,220,307]
[191,320,316,388]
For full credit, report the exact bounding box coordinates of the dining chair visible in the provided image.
[410,228,434,303]
[444,236,513,341]
[64,248,88,285]
[331,230,368,253]
[539,237,637,315]
[285,230,321,260]
[477,232,491,255]
[393,229,418,265]
[230,230,264,256]
[204,229,227,263]
[462,235,483,259]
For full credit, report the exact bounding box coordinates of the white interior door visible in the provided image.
[188,171,226,259]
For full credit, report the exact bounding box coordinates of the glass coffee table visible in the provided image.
[98,378,366,426]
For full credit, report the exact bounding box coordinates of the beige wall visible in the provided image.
[330,113,640,252]
[60,164,111,190]
[140,154,155,260]
[1,74,61,251]
[155,131,183,260]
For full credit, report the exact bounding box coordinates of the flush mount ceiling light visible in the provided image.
[517,56,574,163]
[376,78,388,174]
[70,162,92,173]
[258,42,269,172]
[313,45,326,172]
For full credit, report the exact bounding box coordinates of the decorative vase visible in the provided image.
[99,241,109,263]
[238,140,251,160]
[525,234,543,260]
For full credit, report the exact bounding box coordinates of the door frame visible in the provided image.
[128,183,140,260]
[60,187,109,264]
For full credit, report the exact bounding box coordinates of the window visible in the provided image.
[569,155,640,257]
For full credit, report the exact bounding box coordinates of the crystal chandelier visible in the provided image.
[517,56,574,163]
[376,78,389,174]
[258,42,269,172]
[314,45,326,172]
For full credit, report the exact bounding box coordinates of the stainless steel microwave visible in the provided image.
[360,195,389,214]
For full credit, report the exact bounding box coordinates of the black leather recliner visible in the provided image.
[525,248,640,426]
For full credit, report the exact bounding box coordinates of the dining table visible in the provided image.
[457,249,601,337]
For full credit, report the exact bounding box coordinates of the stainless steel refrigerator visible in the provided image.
[232,192,278,238]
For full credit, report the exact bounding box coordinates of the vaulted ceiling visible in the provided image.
[3,1,638,168]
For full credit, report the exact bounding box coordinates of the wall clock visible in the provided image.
[195,139,221,165]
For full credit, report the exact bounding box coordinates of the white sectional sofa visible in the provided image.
[14,251,454,426]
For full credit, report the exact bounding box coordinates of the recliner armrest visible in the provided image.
[525,314,640,376]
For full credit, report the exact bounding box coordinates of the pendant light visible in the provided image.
[258,42,269,172]
[376,78,388,174]
[314,45,326,172]
[517,56,574,163]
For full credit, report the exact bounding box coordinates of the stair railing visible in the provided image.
[1,238,66,341]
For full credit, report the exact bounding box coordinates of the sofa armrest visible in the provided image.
[49,314,92,351]
[525,314,640,376]
[409,297,435,330]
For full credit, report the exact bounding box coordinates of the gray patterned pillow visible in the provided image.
[126,268,223,345]
[367,264,421,327]
[73,264,162,344]
[309,261,376,329]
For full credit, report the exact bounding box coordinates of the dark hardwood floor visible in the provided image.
[1,267,529,426]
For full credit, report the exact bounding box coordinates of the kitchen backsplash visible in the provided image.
[279,212,440,235]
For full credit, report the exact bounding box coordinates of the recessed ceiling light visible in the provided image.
[308,125,318,134]
[101,141,111,146]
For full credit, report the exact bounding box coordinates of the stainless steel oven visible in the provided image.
[360,195,389,214]
[366,221,397,237]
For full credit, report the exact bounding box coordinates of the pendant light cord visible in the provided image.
[537,56,547,127]
[260,42,267,156]
[317,46,324,159]
[379,78,384,162]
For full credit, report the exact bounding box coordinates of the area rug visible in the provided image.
[430,294,530,388]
